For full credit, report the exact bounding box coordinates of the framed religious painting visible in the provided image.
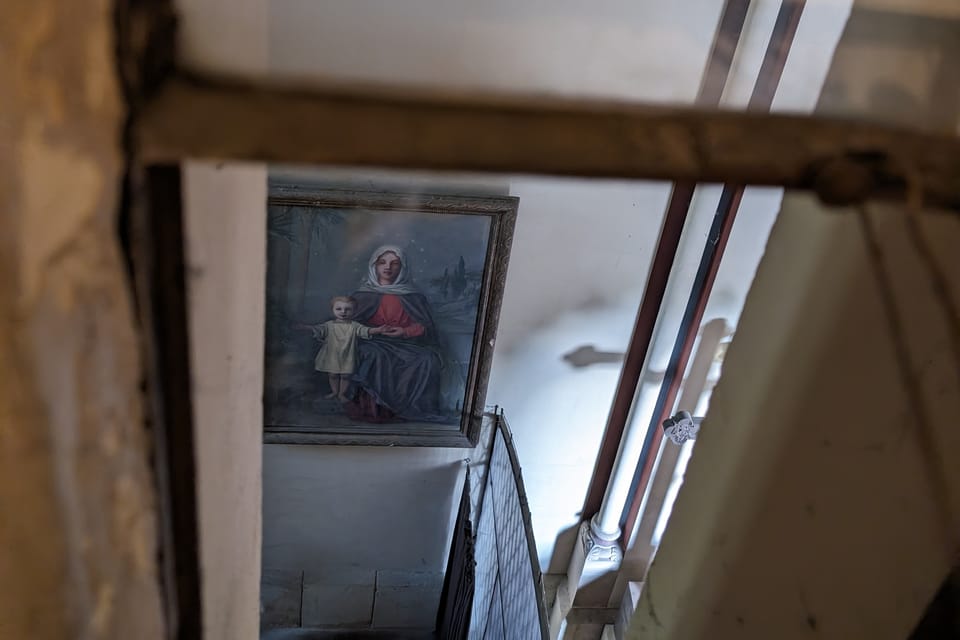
[262,185,518,446]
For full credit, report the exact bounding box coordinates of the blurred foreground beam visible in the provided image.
[136,73,960,211]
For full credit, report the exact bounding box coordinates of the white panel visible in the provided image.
[184,162,268,640]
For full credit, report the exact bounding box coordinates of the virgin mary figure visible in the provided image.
[346,245,452,423]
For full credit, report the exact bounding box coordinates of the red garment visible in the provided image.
[367,294,425,338]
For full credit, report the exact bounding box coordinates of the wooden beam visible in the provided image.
[136,73,960,210]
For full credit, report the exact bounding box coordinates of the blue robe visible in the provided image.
[348,291,448,422]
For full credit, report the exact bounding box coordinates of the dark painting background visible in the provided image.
[264,205,492,430]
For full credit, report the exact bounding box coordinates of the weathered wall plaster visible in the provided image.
[628,4,960,639]
[0,0,165,638]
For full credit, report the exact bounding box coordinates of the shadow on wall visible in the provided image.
[267,0,725,102]
[549,523,582,579]
[562,344,625,368]
[818,7,960,132]
[487,288,644,572]
[487,185,784,573]
[262,447,462,574]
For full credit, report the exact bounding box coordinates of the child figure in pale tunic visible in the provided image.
[310,296,386,402]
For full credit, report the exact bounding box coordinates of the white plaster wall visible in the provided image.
[489,178,672,571]
[266,0,724,101]
[262,446,467,575]
[175,0,269,76]
[260,424,499,630]
[494,178,671,353]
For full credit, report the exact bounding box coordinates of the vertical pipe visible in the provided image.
[617,185,744,536]
[581,0,753,520]
[630,319,729,551]
[620,0,809,542]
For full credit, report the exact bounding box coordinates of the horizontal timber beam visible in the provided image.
[137,73,960,210]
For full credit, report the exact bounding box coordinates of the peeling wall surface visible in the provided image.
[0,0,165,638]
[628,4,960,639]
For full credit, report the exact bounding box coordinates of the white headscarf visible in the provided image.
[358,244,421,295]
